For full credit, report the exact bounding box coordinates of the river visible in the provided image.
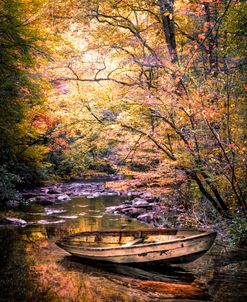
[0,183,246,302]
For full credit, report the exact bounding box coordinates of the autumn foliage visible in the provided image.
[0,0,246,220]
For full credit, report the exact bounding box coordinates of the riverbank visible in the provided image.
[0,175,246,302]
[1,171,226,242]
[0,197,246,302]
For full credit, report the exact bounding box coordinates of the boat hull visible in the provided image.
[57,230,217,263]
[56,229,217,264]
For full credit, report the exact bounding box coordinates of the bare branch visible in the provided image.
[121,123,176,160]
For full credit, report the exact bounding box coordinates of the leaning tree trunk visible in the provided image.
[158,0,178,63]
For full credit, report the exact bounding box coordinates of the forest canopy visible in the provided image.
[0,0,246,223]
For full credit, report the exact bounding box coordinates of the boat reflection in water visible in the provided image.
[60,254,208,300]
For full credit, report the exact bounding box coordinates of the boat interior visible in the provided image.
[58,229,204,248]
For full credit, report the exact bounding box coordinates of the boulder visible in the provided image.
[37,219,65,225]
[106,206,118,213]
[137,212,154,224]
[0,217,27,226]
[57,194,70,201]
[123,199,132,205]
[67,183,84,190]
[57,215,78,219]
[45,208,66,215]
[144,196,159,203]
[139,192,152,198]
[47,187,62,194]
[128,191,143,197]
[121,207,134,214]
[117,204,130,210]
[132,198,150,207]
[124,207,146,217]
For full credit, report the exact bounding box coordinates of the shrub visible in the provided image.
[0,166,21,206]
[225,215,247,246]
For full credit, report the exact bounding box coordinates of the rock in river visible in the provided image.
[0,217,28,226]
[137,212,154,224]
[132,198,150,207]
[37,219,65,225]
[57,194,71,201]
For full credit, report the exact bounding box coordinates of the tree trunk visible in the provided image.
[186,169,231,218]
[203,2,218,76]
[158,0,178,63]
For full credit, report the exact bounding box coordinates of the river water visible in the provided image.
[0,190,246,302]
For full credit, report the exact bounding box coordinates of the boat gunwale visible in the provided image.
[56,230,217,252]
[62,228,179,238]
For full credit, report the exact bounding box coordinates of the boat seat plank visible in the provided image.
[121,238,144,247]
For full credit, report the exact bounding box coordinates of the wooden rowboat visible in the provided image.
[56,229,217,264]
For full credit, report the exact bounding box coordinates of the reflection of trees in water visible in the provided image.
[1,193,246,302]
[0,229,56,302]
[59,256,207,301]
[21,225,48,242]
[20,237,206,302]
[48,215,104,237]
[0,197,207,301]
[39,195,150,238]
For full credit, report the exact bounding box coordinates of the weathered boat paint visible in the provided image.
[56,229,217,264]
